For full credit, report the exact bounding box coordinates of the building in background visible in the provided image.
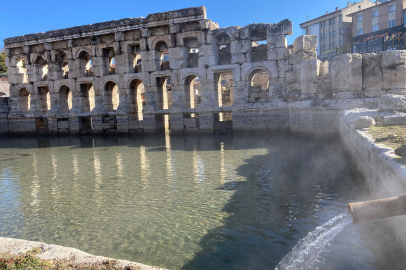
[347,0,406,54]
[300,0,377,59]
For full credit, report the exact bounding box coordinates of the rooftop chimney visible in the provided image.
[347,2,351,7]
[336,7,339,11]
[326,11,329,14]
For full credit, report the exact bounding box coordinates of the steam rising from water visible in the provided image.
[276,213,353,270]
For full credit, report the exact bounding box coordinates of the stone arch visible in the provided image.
[183,74,202,109]
[36,85,51,114]
[150,36,172,52]
[104,81,120,111]
[77,50,93,77]
[154,39,170,71]
[18,88,31,112]
[32,54,48,81]
[244,66,272,82]
[215,32,232,65]
[247,68,271,103]
[75,47,93,59]
[129,78,145,120]
[59,85,72,113]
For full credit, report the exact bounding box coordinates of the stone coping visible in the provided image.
[0,237,166,270]
[4,6,206,47]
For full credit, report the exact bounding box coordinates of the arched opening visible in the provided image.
[79,83,95,113]
[217,34,231,65]
[250,25,269,62]
[78,51,93,77]
[185,75,202,109]
[130,44,142,73]
[214,72,234,107]
[156,41,169,71]
[184,38,199,68]
[156,77,172,110]
[249,69,270,103]
[55,54,69,79]
[103,48,116,75]
[37,86,50,114]
[105,81,119,111]
[34,56,48,81]
[129,79,145,120]
[18,88,30,112]
[59,85,72,113]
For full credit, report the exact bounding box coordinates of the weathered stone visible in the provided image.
[395,145,406,157]
[379,94,406,112]
[353,116,376,129]
[330,54,362,92]
[294,35,317,53]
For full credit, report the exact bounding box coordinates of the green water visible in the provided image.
[0,133,405,270]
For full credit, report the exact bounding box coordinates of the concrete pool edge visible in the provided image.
[0,237,167,270]
[339,109,406,251]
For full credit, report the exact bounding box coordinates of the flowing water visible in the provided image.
[276,213,353,270]
[0,132,405,270]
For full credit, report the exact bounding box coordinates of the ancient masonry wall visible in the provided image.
[339,110,406,250]
[2,6,406,135]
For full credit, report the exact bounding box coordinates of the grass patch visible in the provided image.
[368,125,406,150]
[0,248,140,270]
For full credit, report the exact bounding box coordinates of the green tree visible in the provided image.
[0,50,7,74]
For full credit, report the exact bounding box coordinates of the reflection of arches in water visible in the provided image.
[104,81,119,111]
[59,85,72,113]
[18,88,31,112]
[129,79,145,120]
[185,75,202,109]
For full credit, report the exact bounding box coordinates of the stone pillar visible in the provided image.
[199,113,214,132]
[169,114,184,133]
[69,117,80,134]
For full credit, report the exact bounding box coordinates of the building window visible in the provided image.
[357,15,363,22]
[357,29,363,36]
[372,9,379,17]
[372,24,379,32]
[389,4,396,13]
[324,21,326,27]
[329,19,332,25]
[334,18,336,24]
[340,29,344,35]
[330,32,332,38]
[389,20,396,28]
[324,33,326,39]
[320,35,323,41]
[333,31,336,37]
[320,22,323,28]
[339,16,342,23]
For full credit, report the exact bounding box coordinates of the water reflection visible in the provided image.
[0,133,405,270]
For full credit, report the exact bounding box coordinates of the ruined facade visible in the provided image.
[2,6,406,135]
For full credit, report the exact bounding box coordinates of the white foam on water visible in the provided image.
[276,213,353,270]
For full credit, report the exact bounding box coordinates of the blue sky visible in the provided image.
[1,0,364,48]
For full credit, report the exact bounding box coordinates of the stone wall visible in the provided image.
[339,109,406,251]
[2,6,406,135]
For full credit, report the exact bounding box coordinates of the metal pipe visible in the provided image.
[348,194,406,224]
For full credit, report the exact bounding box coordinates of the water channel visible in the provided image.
[0,132,405,269]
